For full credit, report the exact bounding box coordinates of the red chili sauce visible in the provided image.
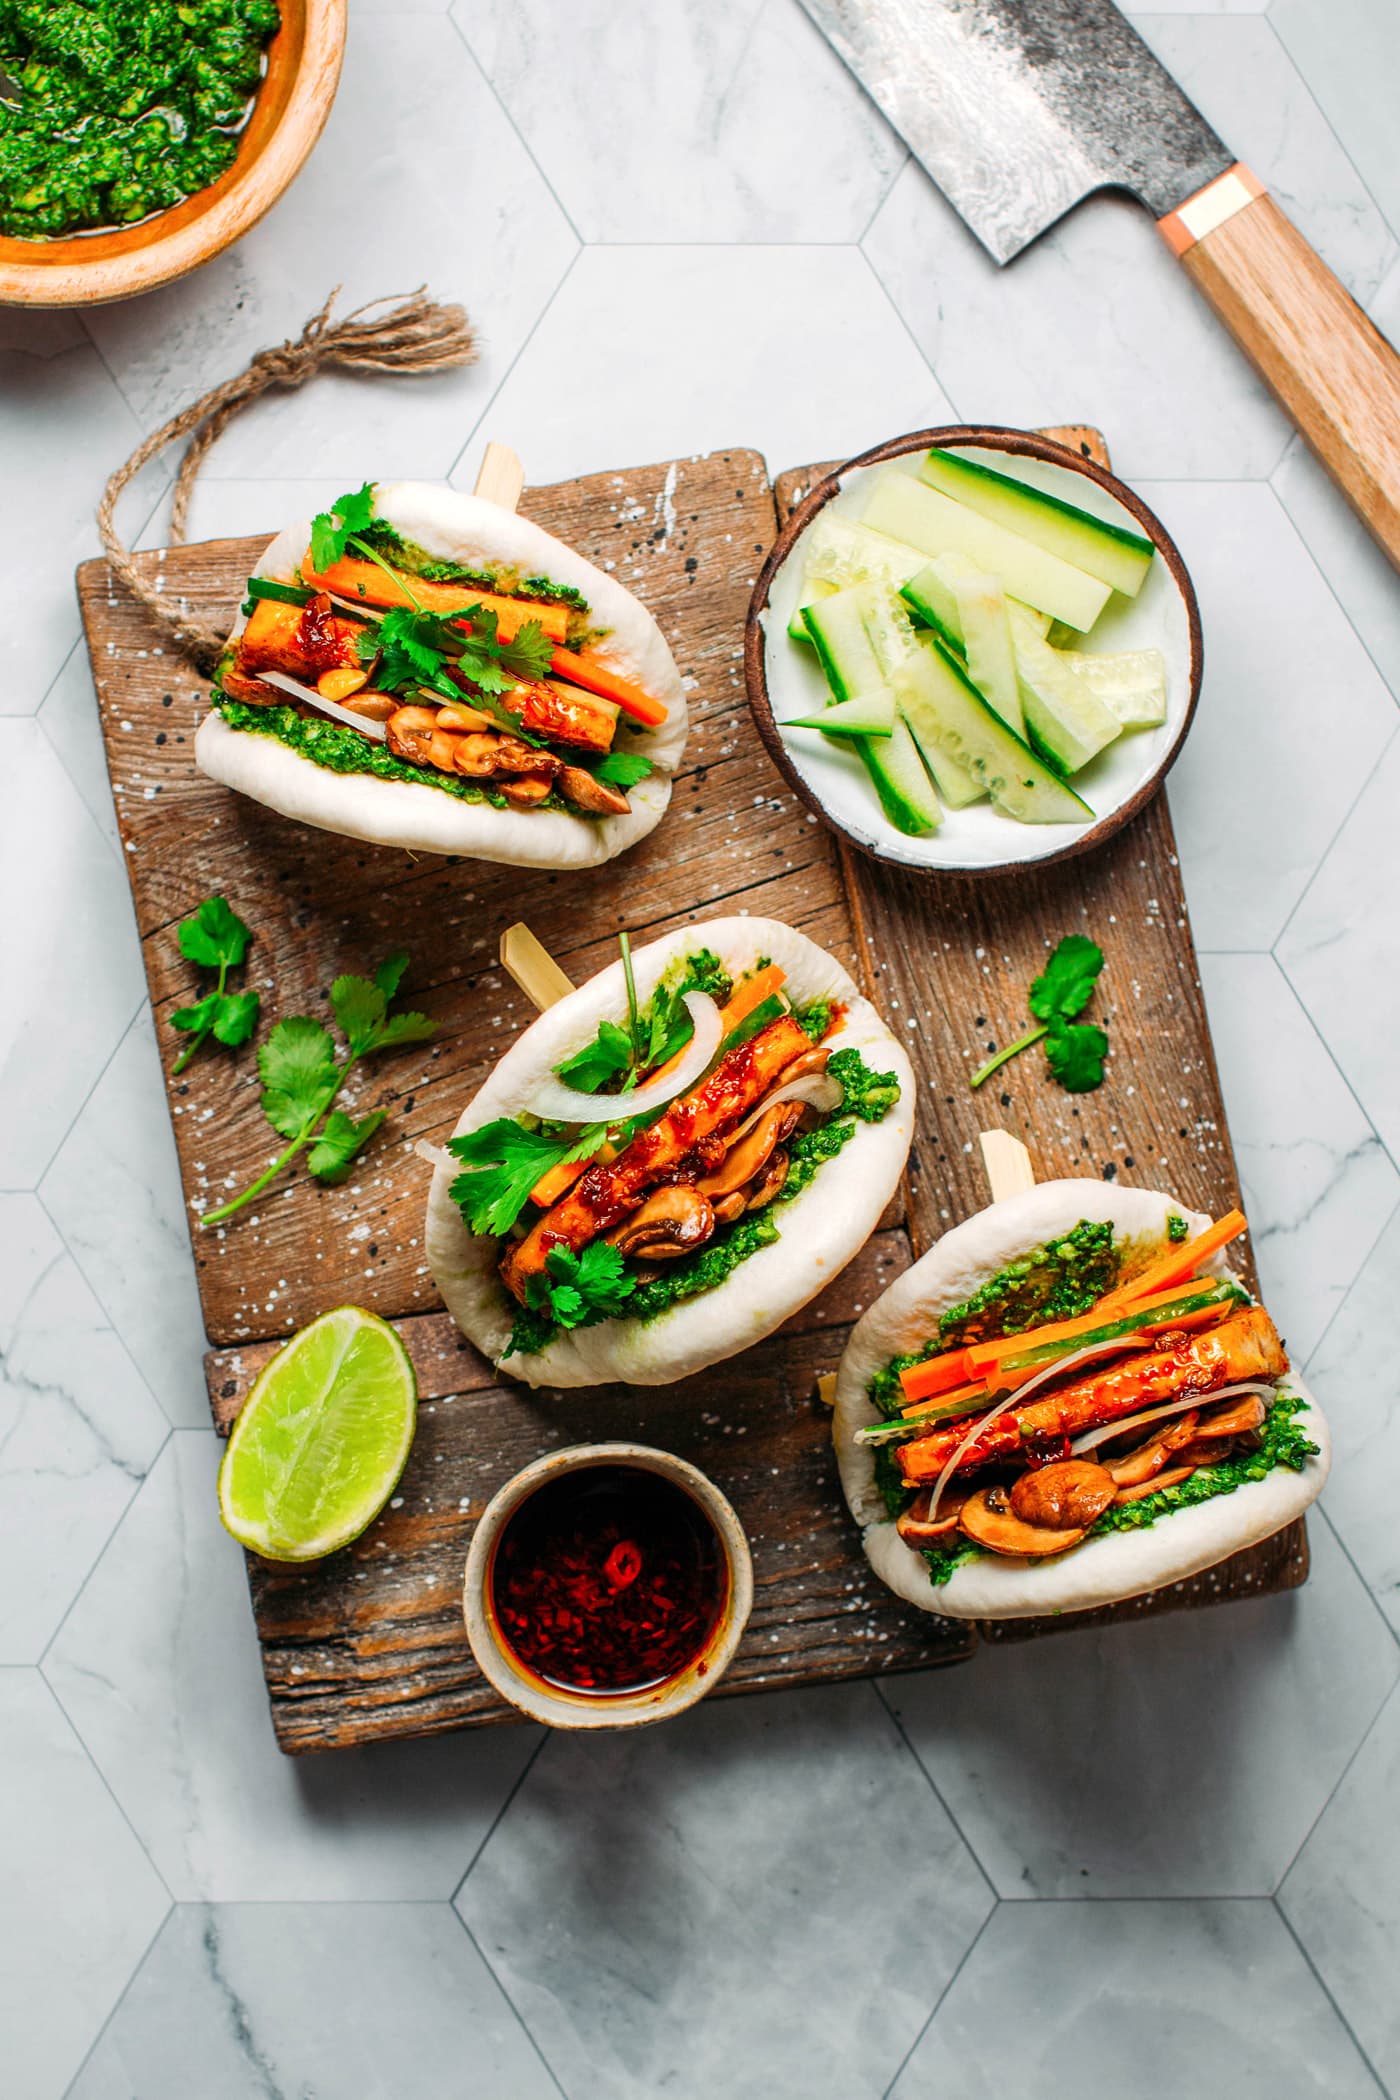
[489,1465,728,1696]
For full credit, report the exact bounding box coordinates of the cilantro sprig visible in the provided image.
[363,603,554,704]
[201,952,435,1228]
[970,935,1108,1095]
[169,896,259,1076]
[525,1241,638,1327]
[447,1118,611,1238]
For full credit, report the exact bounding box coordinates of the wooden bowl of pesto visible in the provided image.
[0,0,345,308]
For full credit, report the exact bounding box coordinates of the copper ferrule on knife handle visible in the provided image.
[1157,163,1265,258]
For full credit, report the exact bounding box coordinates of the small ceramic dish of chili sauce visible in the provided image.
[464,1443,753,1729]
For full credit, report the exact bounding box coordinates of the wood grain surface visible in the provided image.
[77,442,1304,1753]
[1182,193,1400,571]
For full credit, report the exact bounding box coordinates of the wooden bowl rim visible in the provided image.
[743,424,1205,880]
[0,0,346,308]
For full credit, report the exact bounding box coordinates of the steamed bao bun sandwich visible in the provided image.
[424,917,914,1388]
[834,1182,1328,1618]
[197,481,687,868]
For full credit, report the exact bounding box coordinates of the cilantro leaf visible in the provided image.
[557,1020,634,1094]
[169,896,259,1074]
[373,1009,438,1051]
[593,751,654,788]
[527,1240,638,1329]
[370,606,456,694]
[1029,934,1104,1023]
[310,483,377,572]
[448,1119,608,1238]
[1045,1019,1108,1093]
[308,1108,387,1182]
[258,1016,339,1139]
[970,933,1109,1094]
[178,894,252,971]
[330,973,388,1056]
[210,990,261,1048]
[376,951,410,1000]
[497,618,554,685]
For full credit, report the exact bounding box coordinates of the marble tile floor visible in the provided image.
[4,0,1399,2092]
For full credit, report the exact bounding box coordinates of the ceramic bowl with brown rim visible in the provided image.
[745,427,1202,877]
[0,0,346,309]
[463,1442,753,1731]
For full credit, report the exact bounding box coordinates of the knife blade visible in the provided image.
[800,0,1400,571]
[799,0,1230,263]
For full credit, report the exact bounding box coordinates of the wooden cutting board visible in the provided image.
[75,436,1305,1752]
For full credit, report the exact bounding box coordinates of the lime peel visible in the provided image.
[218,1305,417,1562]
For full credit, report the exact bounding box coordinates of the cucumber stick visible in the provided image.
[894,635,1092,824]
[796,588,940,834]
[798,514,928,594]
[1008,604,1121,774]
[787,576,835,642]
[862,469,1112,632]
[1060,647,1168,728]
[918,448,1155,598]
[860,580,985,809]
[787,690,895,736]
[952,571,1023,735]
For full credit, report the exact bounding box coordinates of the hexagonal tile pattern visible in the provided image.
[1271,0,1400,245]
[862,17,1394,485]
[1305,1203,1400,1633]
[889,1899,1381,2100]
[0,1195,166,1664]
[455,0,905,241]
[0,319,162,718]
[1281,1680,1400,2097]
[0,721,144,1189]
[456,1682,992,2100]
[451,243,952,490]
[1277,730,1400,1166]
[41,1013,209,1428]
[37,644,121,859]
[1198,952,1398,1362]
[1145,480,1396,952]
[45,1434,540,1902]
[883,1515,1397,1899]
[0,1669,168,2100]
[1273,435,1400,708]
[85,11,577,484]
[68,1903,557,2100]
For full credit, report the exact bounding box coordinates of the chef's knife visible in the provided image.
[800,0,1400,567]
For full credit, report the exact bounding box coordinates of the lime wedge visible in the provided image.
[218,1306,417,1562]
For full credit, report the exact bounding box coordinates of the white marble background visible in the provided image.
[3,0,1399,2093]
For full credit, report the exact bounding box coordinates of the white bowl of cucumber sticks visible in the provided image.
[746,428,1201,874]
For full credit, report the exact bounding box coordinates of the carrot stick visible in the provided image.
[898,1349,976,1407]
[962,1278,1229,1376]
[1097,1210,1248,1312]
[301,556,570,643]
[550,646,668,726]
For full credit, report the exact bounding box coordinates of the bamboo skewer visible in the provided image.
[499,922,576,1011]
[979,1129,1036,1204]
[473,441,525,513]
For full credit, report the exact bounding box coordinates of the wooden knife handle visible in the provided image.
[1161,170,1400,568]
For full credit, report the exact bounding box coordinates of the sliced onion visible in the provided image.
[526,992,724,1125]
[923,1334,1160,1524]
[726,1069,842,1144]
[415,1140,457,1173]
[1069,1382,1278,1457]
[326,593,385,624]
[257,669,388,742]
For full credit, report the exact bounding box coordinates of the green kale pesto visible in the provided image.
[505,1048,899,1356]
[0,0,281,240]
[1167,1212,1190,1242]
[915,1391,1319,1587]
[866,1218,1124,1422]
[213,694,577,816]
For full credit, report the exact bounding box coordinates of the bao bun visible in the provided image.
[196,481,688,867]
[426,916,915,1389]
[833,1179,1329,1620]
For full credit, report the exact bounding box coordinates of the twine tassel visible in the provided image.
[96,286,477,672]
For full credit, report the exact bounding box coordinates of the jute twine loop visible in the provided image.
[97,286,477,673]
